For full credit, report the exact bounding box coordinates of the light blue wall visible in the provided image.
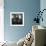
[4,0,40,42]
[40,0,46,27]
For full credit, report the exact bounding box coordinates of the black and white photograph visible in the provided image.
[10,12,24,26]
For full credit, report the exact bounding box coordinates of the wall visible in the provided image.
[4,0,40,42]
[0,0,4,42]
[40,0,46,27]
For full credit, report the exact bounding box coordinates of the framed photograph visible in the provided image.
[10,12,24,26]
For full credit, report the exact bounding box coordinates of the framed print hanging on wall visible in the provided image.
[10,12,24,26]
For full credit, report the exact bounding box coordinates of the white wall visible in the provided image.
[0,0,4,42]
